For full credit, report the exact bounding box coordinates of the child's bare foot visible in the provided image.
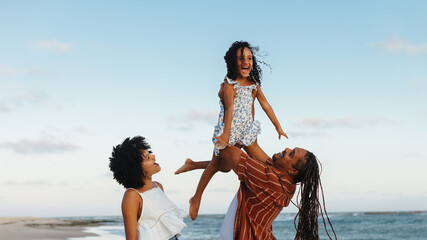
[189,196,201,221]
[175,158,194,175]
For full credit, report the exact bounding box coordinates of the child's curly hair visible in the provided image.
[109,136,151,189]
[224,41,265,85]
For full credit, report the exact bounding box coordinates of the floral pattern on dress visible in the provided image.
[212,76,261,155]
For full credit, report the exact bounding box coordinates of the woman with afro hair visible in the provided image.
[109,136,187,240]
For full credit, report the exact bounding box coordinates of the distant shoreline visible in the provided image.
[197,210,426,216]
[0,217,108,240]
[363,211,423,215]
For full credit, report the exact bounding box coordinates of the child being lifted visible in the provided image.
[175,41,288,220]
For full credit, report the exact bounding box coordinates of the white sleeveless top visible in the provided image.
[129,184,187,240]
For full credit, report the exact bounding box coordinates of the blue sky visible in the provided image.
[0,1,426,217]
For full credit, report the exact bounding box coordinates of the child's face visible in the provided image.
[235,47,253,79]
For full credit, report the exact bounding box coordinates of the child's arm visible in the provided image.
[215,82,234,148]
[256,85,288,139]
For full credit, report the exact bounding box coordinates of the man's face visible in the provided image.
[272,147,307,172]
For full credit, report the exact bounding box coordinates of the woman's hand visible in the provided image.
[276,126,288,140]
[214,134,230,149]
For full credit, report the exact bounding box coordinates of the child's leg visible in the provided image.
[175,155,233,175]
[244,140,270,162]
[189,151,222,220]
[175,159,210,175]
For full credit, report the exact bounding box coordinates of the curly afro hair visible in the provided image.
[109,136,151,189]
[224,41,266,86]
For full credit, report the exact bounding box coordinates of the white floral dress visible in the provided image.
[212,76,261,155]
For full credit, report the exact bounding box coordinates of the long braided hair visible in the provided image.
[293,151,337,240]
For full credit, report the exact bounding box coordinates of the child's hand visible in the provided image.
[214,134,230,149]
[276,127,288,140]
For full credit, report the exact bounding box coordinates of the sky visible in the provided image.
[0,1,426,217]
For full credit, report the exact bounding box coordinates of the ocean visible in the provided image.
[67,211,427,240]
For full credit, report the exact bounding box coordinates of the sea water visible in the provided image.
[66,211,427,240]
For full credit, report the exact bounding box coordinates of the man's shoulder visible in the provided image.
[239,152,272,166]
[238,152,268,170]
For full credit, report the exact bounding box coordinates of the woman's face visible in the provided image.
[141,149,161,178]
[235,47,253,79]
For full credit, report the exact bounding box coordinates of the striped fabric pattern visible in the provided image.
[233,153,296,239]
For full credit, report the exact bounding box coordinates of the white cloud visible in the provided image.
[23,67,57,78]
[0,138,79,154]
[371,38,427,55]
[299,117,396,129]
[3,179,52,186]
[197,139,211,145]
[0,89,46,112]
[408,77,427,90]
[169,110,217,123]
[102,172,113,179]
[32,38,74,52]
[174,138,190,147]
[167,122,194,131]
[0,63,57,80]
[0,64,17,78]
[301,117,359,129]
[287,130,327,138]
[2,179,72,187]
[168,110,217,131]
[58,180,71,187]
[72,126,93,135]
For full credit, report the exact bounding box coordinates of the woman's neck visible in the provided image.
[138,177,154,192]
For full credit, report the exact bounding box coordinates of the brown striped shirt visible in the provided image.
[233,152,296,240]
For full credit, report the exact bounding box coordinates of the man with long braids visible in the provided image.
[179,145,337,240]
[218,145,336,239]
[177,144,336,239]
[181,141,337,240]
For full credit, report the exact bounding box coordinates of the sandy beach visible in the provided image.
[0,217,100,240]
